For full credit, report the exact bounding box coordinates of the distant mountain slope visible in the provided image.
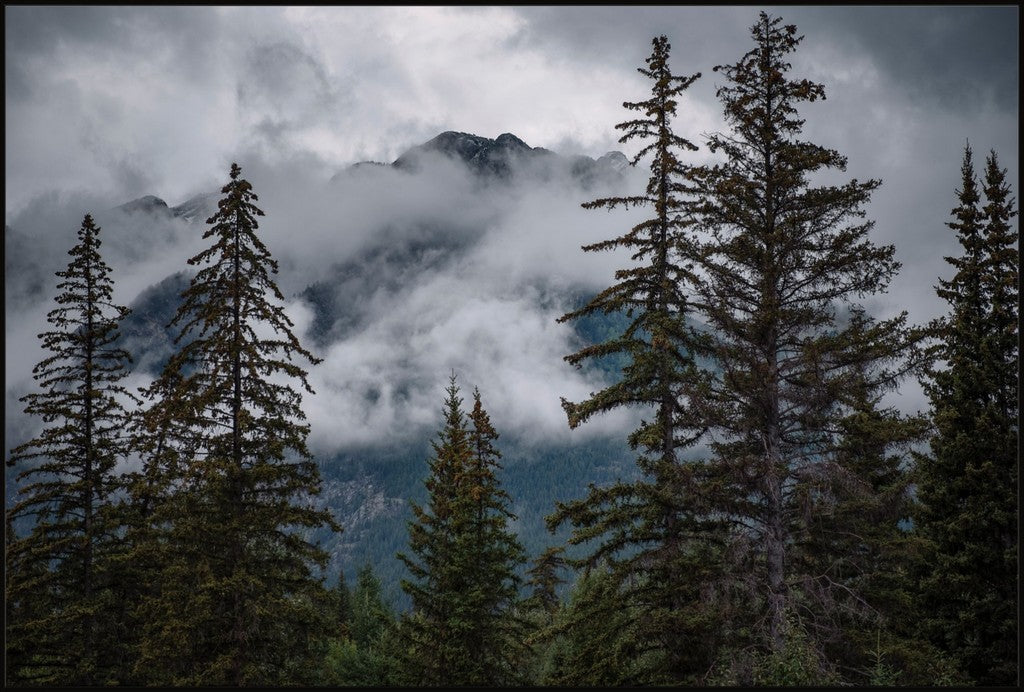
[6,131,641,606]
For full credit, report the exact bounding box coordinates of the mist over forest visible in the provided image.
[4,5,1017,688]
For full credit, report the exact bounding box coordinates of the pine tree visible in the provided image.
[319,562,400,685]
[348,563,392,649]
[915,145,1019,685]
[5,214,136,685]
[540,564,644,686]
[550,35,723,684]
[524,545,568,620]
[462,386,528,680]
[980,153,1018,484]
[794,312,935,683]
[128,163,338,685]
[691,12,923,677]
[332,567,353,639]
[397,375,525,685]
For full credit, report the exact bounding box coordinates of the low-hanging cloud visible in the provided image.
[5,6,1017,461]
[5,141,646,459]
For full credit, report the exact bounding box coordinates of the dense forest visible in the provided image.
[4,12,1018,687]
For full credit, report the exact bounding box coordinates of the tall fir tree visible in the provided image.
[397,375,525,686]
[691,13,924,680]
[979,150,1018,430]
[549,35,724,684]
[128,163,338,685]
[5,214,136,685]
[915,145,1018,686]
[462,386,528,679]
[794,312,936,684]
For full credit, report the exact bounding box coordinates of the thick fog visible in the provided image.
[5,145,647,455]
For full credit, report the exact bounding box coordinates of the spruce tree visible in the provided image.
[332,567,353,639]
[524,545,568,620]
[397,375,525,685]
[795,313,934,684]
[462,386,528,680]
[128,163,338,685]
[979,150,1018,431]
[540,565,644,686]
[550,35,723,684]
[320,563,399,686]
[5,214,136,685]
[691,12,924,678]
[915,145,1018,685]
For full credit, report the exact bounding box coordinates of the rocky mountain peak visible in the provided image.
[116,194,170,215]
[390,130,625,186]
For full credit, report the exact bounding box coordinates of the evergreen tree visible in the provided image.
[691,12,924,678]
[539,565,644,686]
[462,386,528,680]
[524,545,568,621]
[550,34,723,684]
[915,145,1018,685]
[349,563,392,649]
[5,214,136,685]
[128,163,338,685]
[321,563,399,686]
[397,375,525,685]
[795,314,935,684]
[332,567,353,639]
[980,150,1018,430]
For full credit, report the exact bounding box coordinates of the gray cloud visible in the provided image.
[779,6,1018,112]
[5,141,645,457]
[4,6,1018,453]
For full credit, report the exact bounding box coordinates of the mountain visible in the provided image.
[340,129,629,187]
[5,131,639,606]
[393,130,553,177]
[113,191,220,223]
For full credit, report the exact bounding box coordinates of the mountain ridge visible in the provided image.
[6,128,639,605]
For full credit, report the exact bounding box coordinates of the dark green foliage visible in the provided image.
[915,144,1019,686]
[692,12,926,680]
[793,324,936,684]
[127,163,339,685]
[349,564,394,649]
[751,611,838,685]
[551,35,722,684]
[534,565,646,686]
[397,375,526,685]
[524,545,568,619]
[979,150,1018,427]
[333,567,353,637]
[5,214,137,685]
[322,564,400,686]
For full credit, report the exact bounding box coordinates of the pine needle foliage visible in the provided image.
[550,35,723,684]
[540,565,645,686]
[397,375,525,686]
[128,163,338,686]
[524,545,568,619]
[793,326,932,683]
[915,145,1019,686]
[5,214,137,685]
[691,12,925,673]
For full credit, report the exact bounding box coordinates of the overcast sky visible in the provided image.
[4,5,1019,454]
